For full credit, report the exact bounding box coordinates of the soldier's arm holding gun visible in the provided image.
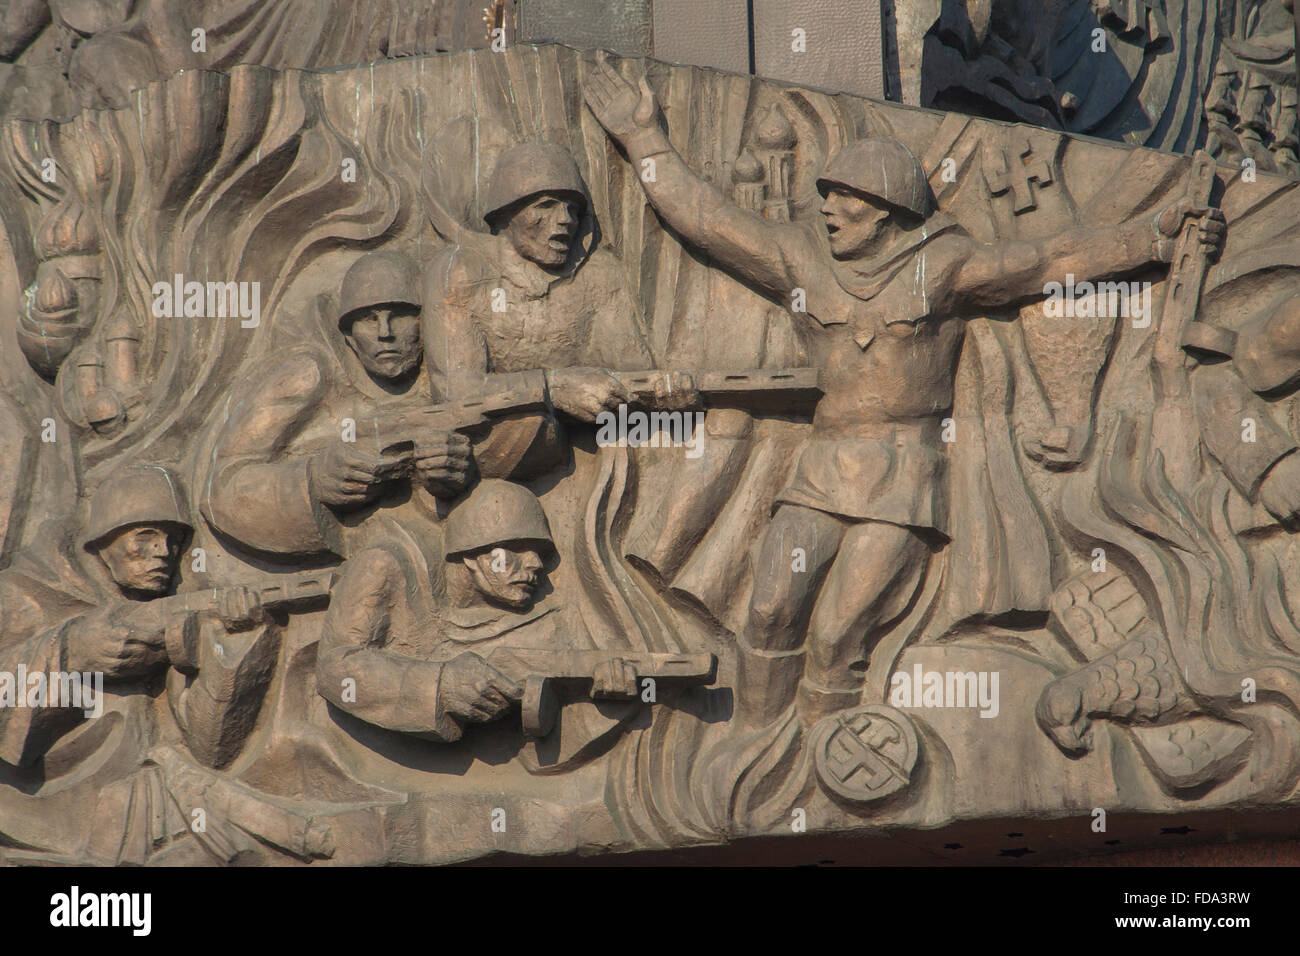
[374,368,816,450]
[315,548,527,742]
[58,584,258,674]
[486,647,718,738]
[314,547,717,741]
[423,246,629,424]
[105,571,332,673]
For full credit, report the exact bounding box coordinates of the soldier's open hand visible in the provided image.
[547,367,630,423]
[583,49,659,144]
[440,653,524,724]
[310,441,412,508]
[414,431,473,498]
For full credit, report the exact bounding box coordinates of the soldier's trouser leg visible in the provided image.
[797,520,930,725]
[737,504,846,726]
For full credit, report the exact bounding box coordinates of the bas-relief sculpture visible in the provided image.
[2,37,1300,866]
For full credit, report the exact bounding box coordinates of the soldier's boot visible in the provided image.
[734,639,805,727]
[795,676,863,727]
[1036,627,1188,754]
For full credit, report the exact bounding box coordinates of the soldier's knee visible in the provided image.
[805,623,867,680]
[745,583,804,651]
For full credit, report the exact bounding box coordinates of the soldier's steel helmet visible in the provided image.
[816,139,932,219]
[83,464,193,552]
[337,250,421,331]
[481,142,590,228]
[444,479,555,559]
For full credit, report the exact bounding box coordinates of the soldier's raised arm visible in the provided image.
[583,51,816,302]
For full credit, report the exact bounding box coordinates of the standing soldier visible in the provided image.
[584,52,1226,728]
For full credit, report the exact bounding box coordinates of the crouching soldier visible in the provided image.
[0,465,285,864]
[317,479,648,771]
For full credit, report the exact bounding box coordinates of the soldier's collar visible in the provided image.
[337,344,434,404]
[831,211,959,302]
[442,598,558,635]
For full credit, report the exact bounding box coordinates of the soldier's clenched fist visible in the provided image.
[309,442,412,508]
[438,653,524,724]
[546,367,629,423]
[217,585,269,632]
[415,431,473,498]
[63,608,168,678]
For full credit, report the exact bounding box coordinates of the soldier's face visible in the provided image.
[344,305,423,381]
[465,546,546,609]
[504,194,581,270]
[99,525,180,595]
[821,187,892,259]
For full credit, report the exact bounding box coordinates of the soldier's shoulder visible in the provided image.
[576,247,628,290]
[425,242,497,289]
[343,545,406,582]
[922,219,973,256]
[241,347,331,401]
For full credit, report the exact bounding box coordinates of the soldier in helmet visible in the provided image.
[82,463,191,598]
[423,141,685,440]
[0,465,262,729]
[0,465,281,863]
[585,53,1226,727]
[440,477,557,615]
[336,249,427,385]
[0,465,197,761]
[202,250,475,558]
[317,479,637,757]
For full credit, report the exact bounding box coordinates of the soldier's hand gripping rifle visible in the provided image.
[360,368,821,463]
[358,376,551,461]
[611,367,822,415]
[116,571,335,674]
[485,648,718,738]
